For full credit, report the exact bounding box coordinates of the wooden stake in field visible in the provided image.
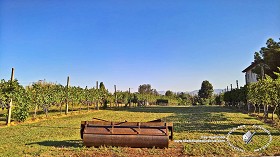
[114,85,118,107]
[85,86,89,111]
[65,76,69,115]
[129,88,131,107]
[96,81,99,110]
[6,68,14,126]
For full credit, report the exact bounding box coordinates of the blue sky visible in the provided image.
[1,0,280,92]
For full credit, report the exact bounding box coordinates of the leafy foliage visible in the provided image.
[138,84,152,94]
[254,38,280,79]
[198,80,213,99]
[198,80,214,105]
[224,68,280,120]
[0,79,31,122]
[165,90,174,97]
[0,76,216,123]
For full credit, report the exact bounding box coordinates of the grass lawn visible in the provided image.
[0,105,279,156]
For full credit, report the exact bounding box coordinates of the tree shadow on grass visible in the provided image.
[110,106,272,134]
[109,106,185,113]
[168,113,244,133]
[116,106,242,132]
[27,140,83,148]
[109,105,240,114]
[0,112,7,122]
[20,124,80,129]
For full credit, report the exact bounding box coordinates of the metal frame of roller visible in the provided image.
[81,118,173,148]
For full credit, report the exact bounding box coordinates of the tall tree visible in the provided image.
[198,80,214,99]
[165,90,174,97]
[138,84,152,94]
[99,82,108,109]
[99,82,106,91]
[254,38,280,79]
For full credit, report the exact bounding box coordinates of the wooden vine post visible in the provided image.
[96,81,99,110]
[129,88,131,107]
[6,68,14,126]
[114,85,118,107]
[65,76,69,115]
[230,84,233,106]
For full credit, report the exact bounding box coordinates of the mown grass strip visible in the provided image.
[0,106,279,156]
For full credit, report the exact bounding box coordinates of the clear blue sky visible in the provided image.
[1,0,280,92]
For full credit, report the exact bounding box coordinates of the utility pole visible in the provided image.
[6,68,14,125]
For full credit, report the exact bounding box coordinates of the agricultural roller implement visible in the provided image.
[80,118,173,148]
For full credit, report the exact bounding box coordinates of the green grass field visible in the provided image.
[0,106,279,157]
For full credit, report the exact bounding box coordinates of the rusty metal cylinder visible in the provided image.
[83,134,169,148]
[81,119,173,148]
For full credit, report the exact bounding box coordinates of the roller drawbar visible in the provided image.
[80,118,173,148]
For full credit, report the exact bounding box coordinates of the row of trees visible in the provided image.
[0,67,217,124]
[137,84,194,106]
[0,78,204,122]
[221,72,280,121]
[247,73,280,121]
[221,38,280,121]
[0,79,109,122]
[250,38,280,121]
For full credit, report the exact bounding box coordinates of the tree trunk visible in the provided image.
[247,103,250,114]
[263,104,268,122]
[60,103,62,115]
[72,100,74,112]
[266,105,269,119]
[45,104,48,117]
[253,104,256,113]
[79,101,82,113]
[34,104,37,118]
[96,100,99,110]
[272,105,277,120]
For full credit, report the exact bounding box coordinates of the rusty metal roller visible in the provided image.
[81,118,173,148]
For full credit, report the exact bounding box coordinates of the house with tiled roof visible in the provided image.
[242,62,259,84]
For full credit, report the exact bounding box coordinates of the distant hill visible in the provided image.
[188,90,199,95]
[213,89,224,94]
[158,89,223,96]
[158,91,166,95]
[158,91,184,95]
[188,89,224,95]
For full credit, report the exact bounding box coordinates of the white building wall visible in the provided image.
[245,69,258,84]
